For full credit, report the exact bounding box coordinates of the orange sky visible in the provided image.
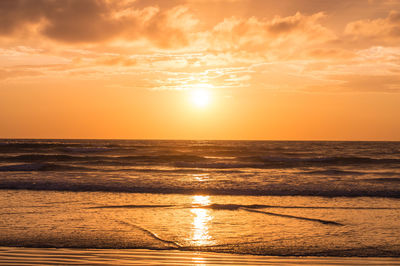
[1,0,399,140]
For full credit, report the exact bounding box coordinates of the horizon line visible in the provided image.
[0,137,399,142]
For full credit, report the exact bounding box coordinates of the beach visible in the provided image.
[1,247,400,265]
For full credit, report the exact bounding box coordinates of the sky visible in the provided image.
[0,0,400,140]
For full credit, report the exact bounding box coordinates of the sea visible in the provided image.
[0,139,400,257]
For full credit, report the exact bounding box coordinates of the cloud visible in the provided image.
[345,11,400,45]
[96,55,137,66]
[0,0,45,35]
[1,1,400,95]
[0,0,198,48]
[0,68,43,80]
[306,48,355,59]
[0,0,124,40]
[314,74,400,93]
[140,6,198,48]
[267,12,326,35]
[0,1,334,53]
[41,0,128,43]
[207,12,335,57]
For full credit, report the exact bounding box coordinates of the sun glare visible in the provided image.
[190,88,211,108]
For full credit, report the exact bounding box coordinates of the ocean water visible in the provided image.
[0,139,400,257]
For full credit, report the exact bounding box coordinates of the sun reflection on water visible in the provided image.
[192,174,209,182]
[193,195,210,206]
[190,195,215,246]
[191,256,207,266]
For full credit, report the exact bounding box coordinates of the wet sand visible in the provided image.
[0,247,399,265]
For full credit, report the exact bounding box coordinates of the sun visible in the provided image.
[190,88,211,108]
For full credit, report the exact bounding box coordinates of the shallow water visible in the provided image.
[1,190,400,256]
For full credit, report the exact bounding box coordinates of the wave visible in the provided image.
[117,220,182,248]
[0,154,207,163]
[0,142,68,149]
[364,177,400,183]
[89,203,399,210]
[90,204,176,209]
[0,162,244,174]
[0,154,100,162]
[0,142,127,155]
[62,147,115,153]
[240,208,342,225]
[173,161,264,169]
[300,169,368,176]
[0,148,400,171]
[113,205,342,226]
[1,179,399,198]
[301,169,400,177]
[240,155,400,165]
[0,163,94,172]
[174,157,400,169]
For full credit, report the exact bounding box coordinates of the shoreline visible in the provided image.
[1,247,400,265]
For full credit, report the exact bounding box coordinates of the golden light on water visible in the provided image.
[190,196,214,246]
[192,195,211,206]
[191,256,207,266]
[192,174,209,182]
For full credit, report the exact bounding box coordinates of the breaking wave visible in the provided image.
[0,163,94,172]
[0,177,399,198]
